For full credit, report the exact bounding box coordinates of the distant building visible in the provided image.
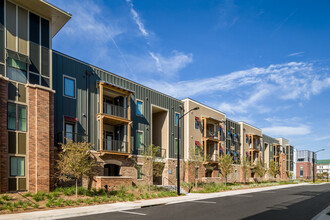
[294,150,317,180]
[317,160,330,179]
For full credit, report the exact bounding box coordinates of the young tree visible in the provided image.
[241,156,250,184]
[268,160,280,180]
[187,145,204,188]
[253,161,267,182]
[287,171,293,180]
[218,153,234,186]
[57,140,97,198]
[135,144,162,193]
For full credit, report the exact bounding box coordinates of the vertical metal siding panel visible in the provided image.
[0,0,4,63]
[6,1,16,51]
[29,12,39,44]
[18,7,28,55]
[29,42,40,73]
[41,47,49,76]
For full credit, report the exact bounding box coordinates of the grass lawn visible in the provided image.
[0,185,178,214]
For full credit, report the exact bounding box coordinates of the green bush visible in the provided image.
[63,187,75,196]
[45,201,53,208]
[32,203,39,209]
[140,193,145,199]
[23,192,32,197]
[2,194,12,201]
[22,203,28,210]
[5,203,14,212]
[102,196,108,202]
[33,192,46,202]
[93,196,100,203]
[145,193,151,199]
[75,198,83,205]
[85,198,92,205]
[77,187,87,195]
[55,198,64,207]
[128,193,134,201]
[136,196,141,200]
[65,200,73,206]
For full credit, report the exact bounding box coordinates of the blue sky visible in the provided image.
[49,0,330,159]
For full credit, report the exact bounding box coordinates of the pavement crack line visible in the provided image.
[118,210,147,216]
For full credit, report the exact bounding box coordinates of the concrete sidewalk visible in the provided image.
[0,183,311,220]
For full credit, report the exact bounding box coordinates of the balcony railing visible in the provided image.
[205,153,218,162]
[205,130,218,139]
[137,148,166,158]
[103,139,128,153]
[57,132,88,145]
[103,102,128,118]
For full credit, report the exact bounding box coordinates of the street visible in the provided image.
[65,183,330,220]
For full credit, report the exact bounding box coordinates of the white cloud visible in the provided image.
[262,125,311,136]
[288,52,304,57]
[315,135,330,141]
[126,0,149,37]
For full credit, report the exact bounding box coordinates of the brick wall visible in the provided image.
[28,86,54,192]
[0,78,8,193]
[96,176,132,190]
[296,161,316,180]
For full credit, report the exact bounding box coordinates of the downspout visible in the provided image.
[85,71,91,142]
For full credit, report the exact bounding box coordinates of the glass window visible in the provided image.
[137,100,143,116]
[64,77,75,98]
[8,103,16,130]
[18,105,27,131]
[7,58,27,83]
[10,157,25,176]
[300,166,303,177]
[175,113,179,126]
[195,118,199,129]
[65,123,74,141]
[137,131,143,149]
[137,166,142,180]
[195,167,199,179]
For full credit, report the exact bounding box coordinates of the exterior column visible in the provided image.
[99,83,103,114]
[127,95,131,154]
[100,116,104,151]
[0,78,8,193]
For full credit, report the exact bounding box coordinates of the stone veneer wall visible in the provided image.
[28,86,54,192]
[95,177,132,190]
[0,78,8,193]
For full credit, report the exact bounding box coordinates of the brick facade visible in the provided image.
[296,161,316,180]
[96,176,132,190]
[27,86,54,192]
[0,78,8,193]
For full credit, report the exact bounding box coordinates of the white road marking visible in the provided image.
[263,191,276,193]
[189,200,217,204]
[118,210,147,216]
[234,195,253,197]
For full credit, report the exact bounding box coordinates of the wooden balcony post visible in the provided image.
[127,95,131,154]
[100,83,104,114]
[100,116,104,151]
[204,118,207,138]
[204,140,207,161]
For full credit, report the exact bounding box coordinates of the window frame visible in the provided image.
[136,130,144,150]
[10,156,25,177]
[194,118,199,130]
[7,103,27,132]
[63,75,76,99]
[136,99,143,116]
[137,165,143,180]
[175,112,180,126]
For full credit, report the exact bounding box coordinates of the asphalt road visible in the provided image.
[65,183,330,220]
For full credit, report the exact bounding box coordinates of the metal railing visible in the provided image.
[57,132,88,145]
[205,130,218,139]
[103,102,128,118]
[205,153,218,162]
[103,139,128,153]
[137,147,166,158]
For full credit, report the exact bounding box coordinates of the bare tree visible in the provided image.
[187,145,204,188]
[253,161,266,182]
[218,154,234,186]
[57,140,97,198]
[241,156,250,184]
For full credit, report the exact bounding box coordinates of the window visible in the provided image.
[175,113,179,126]
[65,123,75,141]
[195,167,199,179]
[300,166,303,177]
[137,166,143,180]
[64,76,75,98]
[10,157,25,176]
[7,58,27,83]
[8,103,26,131]
[137,131,143,150]
[136,100,143,116]
[195,118,199,129]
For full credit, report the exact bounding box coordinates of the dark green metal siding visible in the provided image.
[226,118,241,163]
[263,134,280,163]
[53,51,183,159]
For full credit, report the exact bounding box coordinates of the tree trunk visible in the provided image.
[225,176,227,187]
[75,179,78,199]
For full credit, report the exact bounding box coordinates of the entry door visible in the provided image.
[65,123,74,142]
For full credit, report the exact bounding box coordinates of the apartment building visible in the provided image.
[53,51,184,188]
[276,138,289,179]
[0,0,71,193]
[317,160,330,179]
[239,122,262,165]
[294,150,317,180]
[262,134,280,170]
[182,98,227,183]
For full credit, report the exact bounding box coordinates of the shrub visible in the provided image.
[128,193,134,201]
[65,200,73,206]
[55,198,64,207]
[145,193,151,199]
[23,192,32,197]
[32,203,39,209]
[75,199,83,205]
[102,196,108,202]
[2,194,12,201]
[45,201,53,208]
[5,203,14,212]
[151,193,157,198]
[63,187,75,196]
[93,196,100,203]
[140,193,145,199]
[136,196,141,200]
[77,187,87,195]
[22,203,28,210]
[33,192,46,202]
[85,198,92,205]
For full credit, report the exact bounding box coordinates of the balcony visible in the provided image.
[137,147,166,159]
[205,153,218,163]
[57,132,88,145]
[104,102,127,119]
[103,139,128,154]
